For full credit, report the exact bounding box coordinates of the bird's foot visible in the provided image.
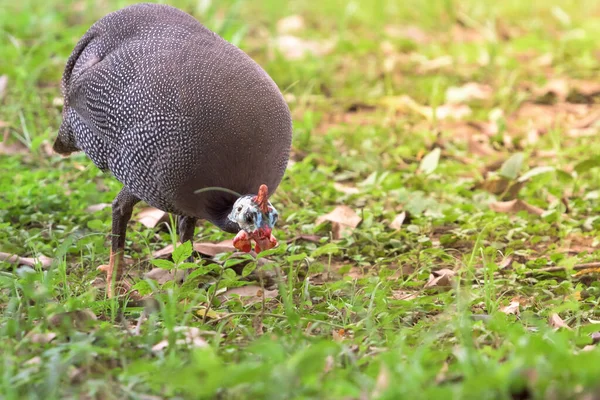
[97,251,141,300]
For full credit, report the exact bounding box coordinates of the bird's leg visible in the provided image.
[178,216,198,255]
[177,216,198,281]
[97,188,140,298]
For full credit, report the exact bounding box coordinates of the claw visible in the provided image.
[97,251,124,298]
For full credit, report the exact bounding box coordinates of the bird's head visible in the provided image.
[228,184,279,253]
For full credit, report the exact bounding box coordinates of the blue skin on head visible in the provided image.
[228,195,279,235]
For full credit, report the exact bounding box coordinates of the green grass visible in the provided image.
[2,0,600,398]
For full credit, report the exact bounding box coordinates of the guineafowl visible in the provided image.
[53,3,292,297]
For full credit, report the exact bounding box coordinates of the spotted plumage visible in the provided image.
[53,3,292,296]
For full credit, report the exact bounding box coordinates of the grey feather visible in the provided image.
[54,3,292,233]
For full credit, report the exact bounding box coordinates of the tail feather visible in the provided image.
[52,117,80,155]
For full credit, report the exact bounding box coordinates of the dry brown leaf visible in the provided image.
[534,78,570,102]
[276,15,305,34]
[0,252,53,269]
[435,362,450,385]
[381,95,472,121]
[152,326,209,352]
[323,355,335,374]
[145,268,186,284]
[152,240,236,259]
[489,199,545,216]
[389,212,406,230]
[391,290,418,301]
[549,313,571,330]
[24,356,42,366]
[499,255,514,269]
[286,234,322,244]
[48,310,97,332]
[451,24,485,43]
[500,300,520,315]
[194,240,236,257]
[0,139,28,155]
[316,205,361,240]
[468,134,496,156]
[0,75,7,99]
[384,25,429,43]
[136,207,167,228]
[445,82,493,104]
[25,331,57,344]
[273,35,335,60]
[424,268,455,288]
[474,178,524,200]
[414,54,453,73]
[332,328,346,342]
[429,104,472,121]
[84,203,111,213]
[371,364,391,398]
[218,285,278,305]
[333,182,360,195]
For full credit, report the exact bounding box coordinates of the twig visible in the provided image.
[207,311,346,329]
[524,262,600,276]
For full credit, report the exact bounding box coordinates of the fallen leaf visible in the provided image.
[48,310,97,332]
[371,364,391,398]
[194,240,236,256]
[500,300,520,315]
[152,240,236,258]
[499,255,514,269]
[332,328,346,342]
[323,355,335,374]
[84,203,111,213]
[549,313,571,330]
[451,24,485,43]
[473,178,524,200]
[435,362,450,385]
[391,290,418,301]
[24,356,42,366]
[445,82,493,104]
[0,139,28,155]
[218,285,278,305]
[534,78,570,103]
[25,331,57,344]
[276,15,305,34]
[581,345,596,352]
[286,234,322,244]
[152,326,209,352]
[273,35,335,60]
[499,152,525,180]
[384,25,429,43]
[136,207,167,228]
[0,75,7,99]
[316,205,361,240]
[195,307,227,320]
[0,252,53,269]
[468,134,496,156]
[389,212,407,230]
[414,54,453,73]
[490,199,545,216]
[424,269,455,288]
[333,182,360,195]
[252,317,264,336]
[145,268,186,284]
